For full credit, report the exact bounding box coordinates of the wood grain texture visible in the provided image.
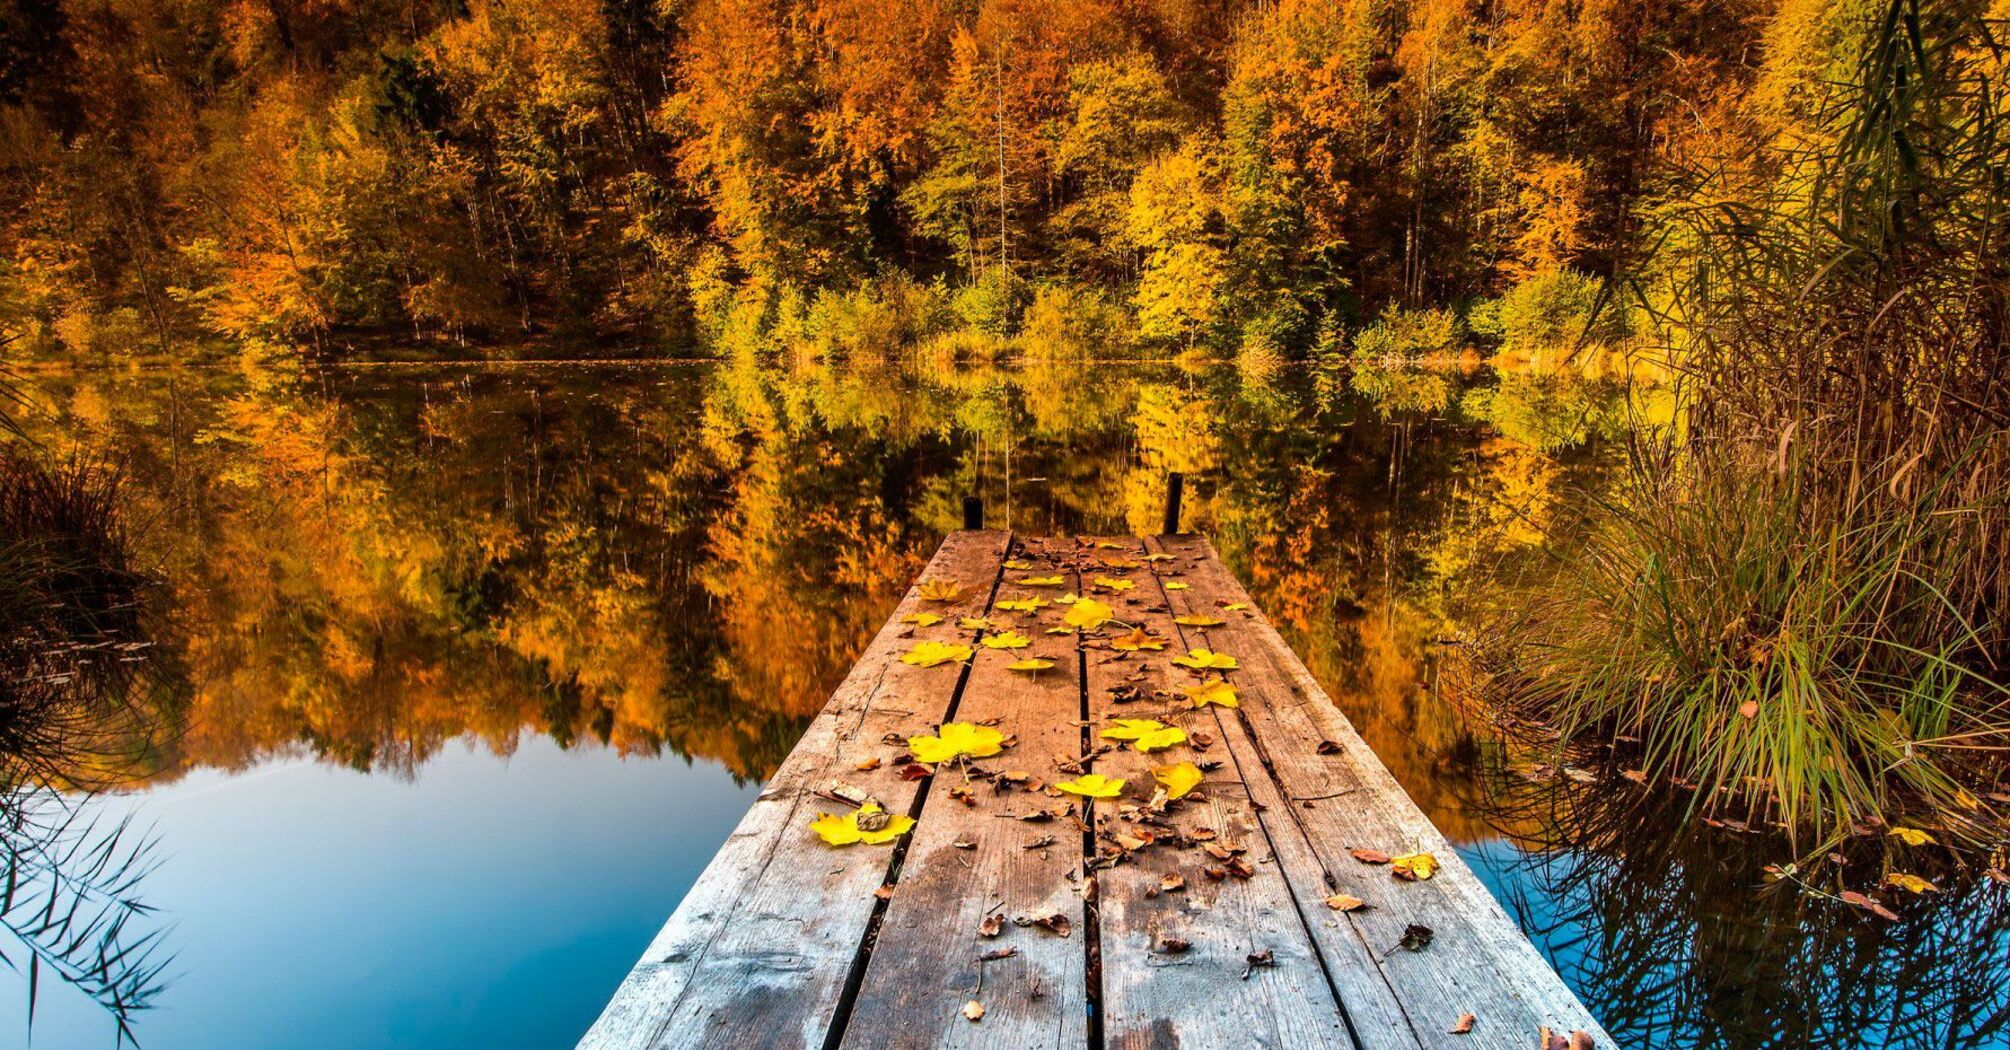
[1082,539,1357,1050]
[578,530,1012,1050]
[838,537,1090,1050]
[1146,534,1612,1050]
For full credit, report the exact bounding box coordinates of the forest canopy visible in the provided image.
[0,0,1853,358]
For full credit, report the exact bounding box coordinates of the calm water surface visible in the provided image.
[3,358,2005,1049]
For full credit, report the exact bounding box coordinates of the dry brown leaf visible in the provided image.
[962,1000,985,1022]
[1449,1012,1475,1034]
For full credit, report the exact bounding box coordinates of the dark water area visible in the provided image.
[1,358,2005,1049]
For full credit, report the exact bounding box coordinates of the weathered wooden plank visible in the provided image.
[578,529,1012,1050]
[1145,534,1612,1050]
[837,537,1090,1049]
[1081,539,1359,1050]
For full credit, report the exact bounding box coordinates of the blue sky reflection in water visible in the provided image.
[2,361,2007,1049]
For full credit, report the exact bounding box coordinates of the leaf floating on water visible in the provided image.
[1888,826,1935,846]
[810,802,915,846]
[918,578,969,603]
[908,722,1006,763]
[1092,575,1135,592]
[1324,893,1366,912]
[996,597,1048,613]
[1885,872,1939,894]
[1183,681,1239,708]
[1839,889,1898,918]
[1110,626,1167,652]
[1020,575,1066,587]
[1007,658,1056,672]
[1391,852,1438,881]
[983,631,1032,649]
[901,640,974,667]
[1064,598,1115,631]
[1101,718,1188,753]
[1172,648,1239,670]
[1449,1012,1475,1035]
[1173,614,1225,627]
[1152,761,1204,800]
[901,612,943,627]
[1055,773,1126,798]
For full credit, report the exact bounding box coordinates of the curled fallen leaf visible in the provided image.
[962,1000,984,1022]
[1158,935,1192,954]
[1240,949,1276,979]
[1391,851,1439,881]
[1395,923,1434,952]
[1448,1012,1475,1035]
[1109,626,1168,651]
[1160,872,1186,893]
[810,802,915,846]
[1350,848,1392,864]
[978,913,1004,938]
[1015,910,1073,937]
[1324,893,1366,912]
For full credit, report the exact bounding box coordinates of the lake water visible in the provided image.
[3,358,2005,1049]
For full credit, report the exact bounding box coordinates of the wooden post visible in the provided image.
[1161,472,1185,536]
[963,494,984,530]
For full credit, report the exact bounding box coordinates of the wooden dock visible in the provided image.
[580,531,1611,1050]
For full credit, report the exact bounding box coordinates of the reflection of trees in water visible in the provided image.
[0,452,179,1042]
[1477,775,2010,1049]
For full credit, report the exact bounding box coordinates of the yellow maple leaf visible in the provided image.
[902,613,943,627]
[1007,658,1055,672]
[1888,826,1936,846]
[996,598,1047,613]
[1164,581,1190,591]
[1020,575,1066,587]
[918,578,968,603]
[1092,575,1135,592]
[1003,560,1033,570]
[1110,626,1167,652]
[1055,773,1126,798]
[901,640,973,667]
[1391,852,1438,881]
[1174,614,1225,627]
[1056,592,1081,605]
[958,617,993,629]
[1064,598,1115,631]
[1101,718,1188,752]
[983,631,1031,649]
[1173,649,1239,671]
[811,802,915,846]
[908,722,1006,764]
[1152,761,1204,800]
[1183,681,1239,708]
[1885,872,1940,894]
[1224,603,1249,612]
